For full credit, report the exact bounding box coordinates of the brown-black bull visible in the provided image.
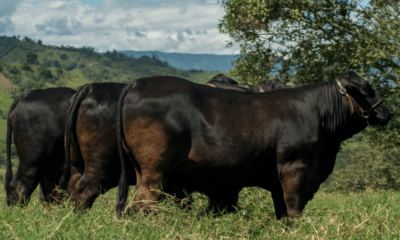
[115,71,393,219]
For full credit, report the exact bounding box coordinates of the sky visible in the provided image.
[0,0,371,55]
[0,0,239,55]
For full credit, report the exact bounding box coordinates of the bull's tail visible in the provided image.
[59,84,91,191]
[116,79,141,218]
[5,91,31,190]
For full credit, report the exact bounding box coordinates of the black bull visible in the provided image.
[59,77,288,209]
[116,71,393,219]
[5,88,76,206]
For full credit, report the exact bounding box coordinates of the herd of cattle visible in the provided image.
[4,72,393,220]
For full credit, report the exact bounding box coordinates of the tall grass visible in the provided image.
[0,186,399,239]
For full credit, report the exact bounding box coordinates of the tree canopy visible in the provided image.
[219,0,400,147]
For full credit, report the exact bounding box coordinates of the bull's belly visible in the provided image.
[168,156,279,193]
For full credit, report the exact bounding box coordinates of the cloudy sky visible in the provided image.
[0,0,238,55]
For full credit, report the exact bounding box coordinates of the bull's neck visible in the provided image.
[315,81,359,141]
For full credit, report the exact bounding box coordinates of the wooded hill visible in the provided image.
[0,35,232,94]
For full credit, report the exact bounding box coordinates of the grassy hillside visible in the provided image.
[0,186,399,239]
[0,36,239,88]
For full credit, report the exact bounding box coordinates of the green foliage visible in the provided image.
[99,56,112,67]
[26,51,38,64]
[0,109,6,120]
[64,62,77,71]
[22,36,35,43]
[219,0,400,146]
[0,154,5,166]
[53,60,61,68]
[20,62,32,71]
[8,65,20,75]
[0,65,3,72]
[59,53,68,60]
[323,146,400,192]
[38,65,53,79]
[37,39,43,45]
[56,68,63,75]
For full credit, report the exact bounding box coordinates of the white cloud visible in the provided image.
[6,0,238,54]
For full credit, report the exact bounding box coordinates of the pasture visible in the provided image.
[0,186,399,239]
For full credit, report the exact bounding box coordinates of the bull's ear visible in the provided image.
[339,73,359,91]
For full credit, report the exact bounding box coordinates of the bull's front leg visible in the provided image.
[279,161,309,219]
[270,190,288,220]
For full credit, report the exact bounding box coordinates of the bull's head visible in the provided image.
[337,71,394,127]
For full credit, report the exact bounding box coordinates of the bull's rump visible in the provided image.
[122,76,319,190]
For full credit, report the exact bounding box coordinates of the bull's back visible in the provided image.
[10,88,76,158]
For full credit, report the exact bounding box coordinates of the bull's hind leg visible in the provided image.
[125,122,182,213]
[72,156,116,210]
[40,151,66,205]
[72,174,105,210]
[133,170,170,212]
[66,134,85,197]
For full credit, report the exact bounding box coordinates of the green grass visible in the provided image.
[0,90,13,142]
[0,186,399,239]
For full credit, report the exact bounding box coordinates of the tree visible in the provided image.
[37,39,43,45]
[26,51,38,64]
[219,0,400,147]
[59,53,68,60]
[38,65,53,79]
[100,57,112,67]
[152,52,159,60]
[21,62,32,71]
[23,36,35,43]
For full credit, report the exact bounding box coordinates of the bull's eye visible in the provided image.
[362,87,371,94]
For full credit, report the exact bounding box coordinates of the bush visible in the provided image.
[0,65,3,72]
[0,154,5,167]
[65,62,77,71]
[9,66,20,74]
[100,57,112,67]
[21,62,32,71]
[188,69,204,73]
[26,51,38,64]
[323,146,400,192]
[0,109,7,119]
[59,53,68,60]
[38,65,53,79]
[56,68,63,74]
[53,60,61,68]
[43,61,52,68]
